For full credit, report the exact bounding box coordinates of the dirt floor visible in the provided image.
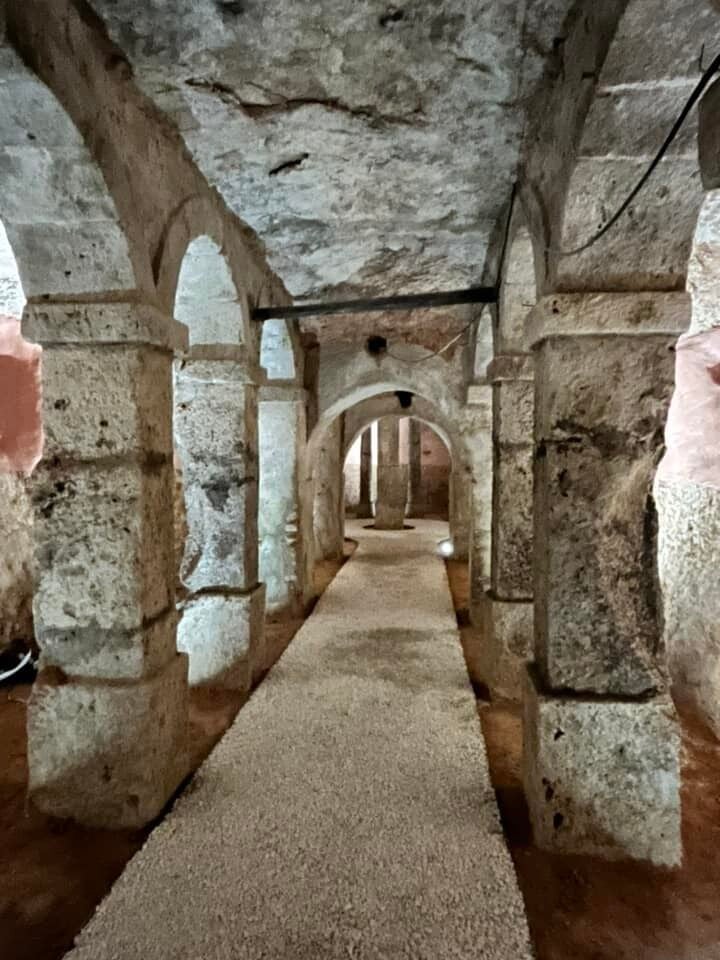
[446,558,720,960]
[0,541,355,960]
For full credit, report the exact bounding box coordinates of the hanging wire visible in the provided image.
[550,50,720,258]
[385,51,720,363]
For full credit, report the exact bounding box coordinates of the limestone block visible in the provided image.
[492,446,533,600]
[28,653,189,829]
[174,369,257,463]
[41,345,173,460]
[534,334,675,696]
[180,470,258,592]
[259,399,304,613]
[495,378,534,447]
[479,598,533,701]
[24,302,187,351]
[32,460,175,636]
[523,667,682,866]
[177,585,265,691]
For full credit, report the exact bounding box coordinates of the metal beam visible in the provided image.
[251,285,498,321]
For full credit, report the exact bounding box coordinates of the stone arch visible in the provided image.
[0,27,135,302]
[260,318,301,382]
[553,0,713,291]
[174,235,245,347]
[303,380,478,593]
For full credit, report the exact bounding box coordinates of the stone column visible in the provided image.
[355,428,373,519]
[466,384,493,618]
[479,354,534,700]
[523,292,688,866]
[406,419,423,518]
[374,417,408,530]
[258,385,306,617]
[24,301,189,829]
[313,415,345,561]
[174,346,265,692]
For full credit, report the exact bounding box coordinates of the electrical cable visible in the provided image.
[381,52,720,363]
[551,51,720,258]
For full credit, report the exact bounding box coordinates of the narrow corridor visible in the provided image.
[66,521,532,960]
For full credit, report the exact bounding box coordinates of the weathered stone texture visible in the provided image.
[523,667,682,867]
[259,396,305,614]
[479,598,533,701]
[313,416,345,561]
[655,479,720,735]
[177,586,265,692]
[175,363,258,592]
[534,334,677,696]
[28,653,189,829]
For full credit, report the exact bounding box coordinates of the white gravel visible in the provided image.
[66,521,533,960]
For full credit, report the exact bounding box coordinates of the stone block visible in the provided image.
[41,344,173,460]
[39,608,178,682]
[479,598,533,700]
[522,667,682,866]
[180,472,258,592]
[492,446,533,599]
[24,302,187,351]
[32,460,175,635]
[534,334,675,695]
[495,378,534,446]
[28,653,189,829]
[177,585,266,691]
[174,368,257,463]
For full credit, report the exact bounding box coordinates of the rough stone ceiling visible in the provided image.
[92,1,574,306]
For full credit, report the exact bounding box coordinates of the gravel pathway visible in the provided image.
[67,520,533,960]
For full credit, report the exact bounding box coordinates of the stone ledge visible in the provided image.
[527,292,690,348]
[24,301,188,351]
[522,666,682,867]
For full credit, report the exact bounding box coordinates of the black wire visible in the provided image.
[552,52,720,258]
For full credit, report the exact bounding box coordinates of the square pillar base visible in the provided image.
[522,666,682,866]
[28,653,189,829]
[479,596,533,701]
[177,583,266,692]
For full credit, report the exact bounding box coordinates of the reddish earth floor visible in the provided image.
[0,542,355,960]
[446,557,720,960]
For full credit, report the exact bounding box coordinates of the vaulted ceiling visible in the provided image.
[91,0,576,303]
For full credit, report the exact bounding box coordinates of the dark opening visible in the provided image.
[367,335,387,356]
[395,390,413,409]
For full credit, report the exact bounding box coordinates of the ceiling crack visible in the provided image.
[184,77,426,128]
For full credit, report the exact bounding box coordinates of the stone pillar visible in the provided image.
[174,346,265,692]
[523,292,688,866]
[466,384,493,618]
[356,428,373,519]
[480,354,534,700]
[23,301,189,829]
[313,415,345,561]
[374,417,408,530]
[406,419,423,518]
[258,385,306,617]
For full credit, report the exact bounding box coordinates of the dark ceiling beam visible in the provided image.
[251,286,498,321]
